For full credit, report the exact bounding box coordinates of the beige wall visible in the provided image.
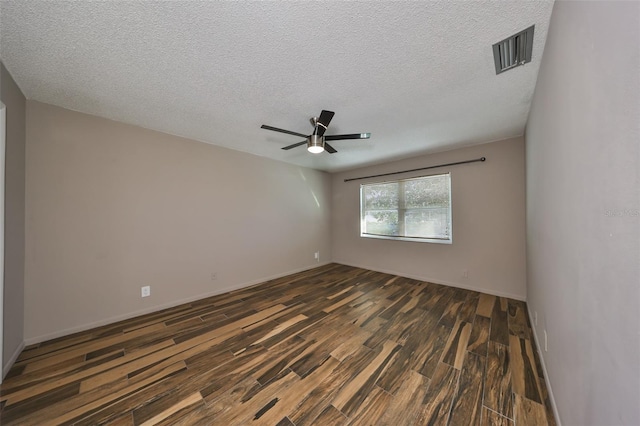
[331,137,526,299]
[1,62,26,375]
[526,1,640,424]
[24,101,331,342]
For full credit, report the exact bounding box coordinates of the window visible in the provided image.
[360,173,452,243]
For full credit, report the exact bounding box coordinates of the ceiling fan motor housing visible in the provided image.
[307,134,324,153]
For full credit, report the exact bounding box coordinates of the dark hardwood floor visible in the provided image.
[0,264,555,425]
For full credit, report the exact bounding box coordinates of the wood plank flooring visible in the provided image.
[0,264,556,425]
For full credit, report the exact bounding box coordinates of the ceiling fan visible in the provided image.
[261,110,371,154]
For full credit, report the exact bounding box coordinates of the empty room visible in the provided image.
[0,1,638,425]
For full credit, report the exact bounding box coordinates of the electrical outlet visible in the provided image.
[211,272,217,281]
[141,286,151,298]
[462,268,469,279]
[314,252,320,262]
[544,329,548,352]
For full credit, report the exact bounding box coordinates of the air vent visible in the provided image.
[492,25,535,74]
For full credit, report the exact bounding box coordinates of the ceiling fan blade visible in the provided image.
[281,140,308,150]
[315,110,335,136]
[324,133,371,141]
[324,142,337,154]
[261,125,308,138]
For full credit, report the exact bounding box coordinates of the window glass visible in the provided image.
[360,173,451,243]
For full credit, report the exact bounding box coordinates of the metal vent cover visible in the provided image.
[492,25,535,74]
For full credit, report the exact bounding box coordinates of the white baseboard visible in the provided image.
[2,340,25,381]
[333,261,526,301]
[527,309,562,426]
[25,262,331,345]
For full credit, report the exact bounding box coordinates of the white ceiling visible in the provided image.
[0,1,554,172]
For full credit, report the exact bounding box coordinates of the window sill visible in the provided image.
[360,234,452,244]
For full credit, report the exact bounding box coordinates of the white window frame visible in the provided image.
[360,173,452,244]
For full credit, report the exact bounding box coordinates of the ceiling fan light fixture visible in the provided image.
[307,135,324,154]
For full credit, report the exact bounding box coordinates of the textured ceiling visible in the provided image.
[0,1,554,172]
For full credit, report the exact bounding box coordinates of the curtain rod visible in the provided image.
[344,157,486,182]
